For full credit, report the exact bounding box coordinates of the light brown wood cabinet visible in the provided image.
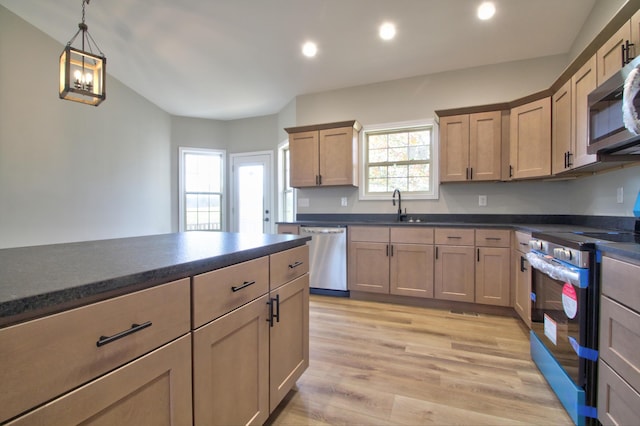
[192,246,310,425]
[434,228,475,303]
[277,224,300,235]
[509,97,551,179]
[7,334,193,426]
[348,226,434,298]
[598,255,640,426]
[597,19,633,86]
[439,111,502,182]
[512,231,532,327]
[552,56,597,174]
[285,120,361,188]
[0,279,191,424]
[474,229,511,306]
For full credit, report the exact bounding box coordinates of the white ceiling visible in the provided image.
[1,0,596,120]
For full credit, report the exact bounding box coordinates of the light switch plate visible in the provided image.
[341,197,348,207]
[617,187,623,204]
[298,198,310,208]
[479,195,487,207]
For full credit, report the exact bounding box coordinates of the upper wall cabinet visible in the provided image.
[597,10,640,86]
[439,111,502,182]
[509,98,551,179]
[285,120,361,188]
[552,55,598,174]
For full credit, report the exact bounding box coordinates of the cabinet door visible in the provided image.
[552,80,572,174]
[598,361,640,426]
[439,114,470,182]
[348,241,390,293]
[9,335,193,426]
[475,247,510,306]
[289,130,319,187]
[571,55,597,169]
[269,274,310,412]
[469,111,502,181]
[193,295,270,426]
[390,243,434,298]
[319,126,357,186]
[597,22,631,86]
[509,98,551,179]
[434,245,475,302]
[513,250,532,328]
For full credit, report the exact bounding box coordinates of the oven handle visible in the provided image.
[525,252,583,287]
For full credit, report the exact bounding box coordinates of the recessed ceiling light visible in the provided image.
[477,2,496,20]
[379,22,396,41]
[302,41,318,58]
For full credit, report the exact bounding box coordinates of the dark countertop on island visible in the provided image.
[0,232,311,327]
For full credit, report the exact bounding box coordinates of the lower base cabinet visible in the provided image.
[193,295,270,426]
[434,244,475,302]
[269,274,310,411]
[8,334,193,426]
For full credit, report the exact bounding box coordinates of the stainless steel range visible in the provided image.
[527,231,599,426]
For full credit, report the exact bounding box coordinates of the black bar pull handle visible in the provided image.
[231,280,256,292]
[386,245,389,256]
[266,299,274,327]
[477,248,480,262]
[485,237,501,241]
[520,255,527,272]
[466,167,469,180]
[288,261,304,269]
[622,43,626,67]
[390,245,394,256]
[274,294,280,323]
[509,165,513,178]
[435,246,438,260]
[469,167,473,180]
[567,151,573,167]
[318,175,322,185]
[447,236,462,239]
[97,321,152,347]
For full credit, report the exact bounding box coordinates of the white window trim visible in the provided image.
[358,118,439,201]
[277,139,296,222]
[178,147,226,232]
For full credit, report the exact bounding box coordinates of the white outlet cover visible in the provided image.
[341,197,348,207]
[298,198,310,208]
[479,195,487,207]
[617,187,623,204]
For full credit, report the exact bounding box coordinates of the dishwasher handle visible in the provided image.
[300,227,346,235]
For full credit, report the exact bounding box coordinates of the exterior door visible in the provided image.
[231,152,273,234]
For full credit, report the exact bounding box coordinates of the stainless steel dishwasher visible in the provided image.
[299,226,348,296]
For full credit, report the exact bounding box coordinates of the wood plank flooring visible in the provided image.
[267,295,572,425]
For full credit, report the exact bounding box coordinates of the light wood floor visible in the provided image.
[267,294,573,425]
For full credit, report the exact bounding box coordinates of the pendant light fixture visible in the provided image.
[59,0,106,106]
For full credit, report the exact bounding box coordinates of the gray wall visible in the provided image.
[0,6,172,249]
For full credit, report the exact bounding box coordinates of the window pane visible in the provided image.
[185,152,221,192]
[363,124,434,197]
[185,193,221,231]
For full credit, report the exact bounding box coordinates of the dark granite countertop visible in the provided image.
[278,213,640,261]
[0,232,310,327]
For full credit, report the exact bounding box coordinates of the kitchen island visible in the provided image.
[0,231,311,425]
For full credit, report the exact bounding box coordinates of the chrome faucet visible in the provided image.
[392,189,405,222]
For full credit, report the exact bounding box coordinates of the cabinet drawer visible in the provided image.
[602,256,640,312]
[600,296,640,392]
[390,227,434,244]
[513,230,531,253]
[7,334,193,426]
[475,229,510,247]
[270,245,310,290]
[435,228,475,246]
[193,257,269,329]
[0,279,190,423]
[277,224,299,235]
[349,226,389,243]
[598,360,640,426]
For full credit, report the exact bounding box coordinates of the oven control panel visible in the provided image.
[529,239,590,268]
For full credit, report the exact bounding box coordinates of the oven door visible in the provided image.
[527,252,590,386]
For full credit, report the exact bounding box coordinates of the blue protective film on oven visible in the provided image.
[568,336,599,361]
[530,292,536,302]
[578,405,598,419]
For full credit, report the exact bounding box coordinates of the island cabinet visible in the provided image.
[509,97,551,179]
[598,255,640,425]
[474,229,511,306]
[285,120,361,188]
[434,228,475,303]
[192,245,309,425]
[0,279,193,425]
[512,230,532,327]
[348,226,435,298]
[439,111,502,182]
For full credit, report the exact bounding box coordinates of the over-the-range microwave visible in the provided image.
[588,55,640,156]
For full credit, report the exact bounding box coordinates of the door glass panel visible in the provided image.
[238,164,264,234]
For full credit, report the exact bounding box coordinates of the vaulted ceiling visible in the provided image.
[1,0,597,120]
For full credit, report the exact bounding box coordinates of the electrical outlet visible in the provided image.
[617,187,624,204]
[479,195,487,207]
[341,197,348,207]
[298,198,310,208]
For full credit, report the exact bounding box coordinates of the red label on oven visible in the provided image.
[562,283,578,319]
